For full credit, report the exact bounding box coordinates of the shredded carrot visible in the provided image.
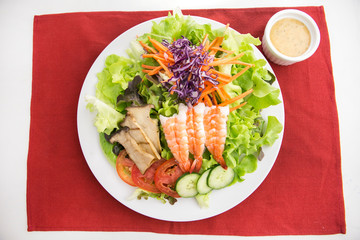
[155,54,174,64]
[148,66,163,75]
[148,36,168,52]
[214,36,224,48]
[208,37,224,55]
[229,60,255,67]
[220,88,231,100]
[216,60,253,66]
[204,81,212,87]
[208,69,232,79]
[229,65,251,81]
[216,88,226,102]
[218,76,234,84]
[206,38,218,51]
[141,64,158,69]
[142,69,152,73]
[219,88,253,107]
[156,59,172,77]
[170,84,177,94]
[187,73,192,81]
[208,53,245,66]
[201,65,211,72]
[142,53,162,59]
[211,91,218,105]
[139,40,157,54]
[142,55,173,67]
[202,34,209,46]
[222,52,235,59]
[209,76,229,84]
[199,85,217,100]
[204,40,209,52]
[230,101,247,112]
[163,53,175,63]
[210,46,234,55]
[204,95,213,106]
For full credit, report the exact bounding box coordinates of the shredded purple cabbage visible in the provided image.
[161,37,218,105]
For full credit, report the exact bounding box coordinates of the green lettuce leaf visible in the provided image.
[126,40,146,61]
[99,132,117,166]
[138,78,163,110]
[223,104,282,181]
[255,116,283,146]
[160,125,173,160]
[96,54,140,108]
[201,149,219,171]
[247,89,281,110]
[108,56,139,85]
[96,68,122,106]
[85,95,124,135]
[222,30,261,55]
[251,70,278,98]
[238,154,258,173]
[138,12,217,52]
[148,12,185,42]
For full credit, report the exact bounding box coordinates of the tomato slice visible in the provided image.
[131,159,165,193]
[116,150,136,187]
[154,158,184,198]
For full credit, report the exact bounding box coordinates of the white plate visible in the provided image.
[77,16,285,222]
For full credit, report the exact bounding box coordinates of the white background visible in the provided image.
[0,0,359,240]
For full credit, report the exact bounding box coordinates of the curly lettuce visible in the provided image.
[224,106,283,181]
[85,95,124,135]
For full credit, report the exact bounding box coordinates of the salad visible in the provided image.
[85,10,283,208]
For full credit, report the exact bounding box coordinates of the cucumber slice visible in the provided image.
[175,173,200,198]
[197,169,212,195]
[207,165,235,190]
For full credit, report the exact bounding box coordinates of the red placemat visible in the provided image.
[27,6,346,235]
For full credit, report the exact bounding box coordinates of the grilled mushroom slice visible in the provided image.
[124,105,161,155]
[109,127,155,174]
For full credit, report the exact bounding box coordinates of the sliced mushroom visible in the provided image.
[109,104,162,173]
[109,127,155,174]
[125,105,161,154]
[120,116,155,157]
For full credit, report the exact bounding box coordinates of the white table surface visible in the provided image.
[1,0,359,239]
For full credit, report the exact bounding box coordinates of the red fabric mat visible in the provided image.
[27,6,346,235]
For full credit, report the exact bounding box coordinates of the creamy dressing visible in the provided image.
[270,18,311,57]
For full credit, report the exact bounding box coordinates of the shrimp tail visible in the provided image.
[216,156,228,170]
[175,104,191,172]
[189,157,203,173]
[187,103,206,173]
[160,104,191,173]
[204,105,229,170]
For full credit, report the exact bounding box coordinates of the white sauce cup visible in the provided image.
[262,9,321,66]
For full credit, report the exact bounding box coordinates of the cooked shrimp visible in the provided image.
[204,105,229,169]
[160,104,190,172]
[187,103,206,173]
[186,107,195,155]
